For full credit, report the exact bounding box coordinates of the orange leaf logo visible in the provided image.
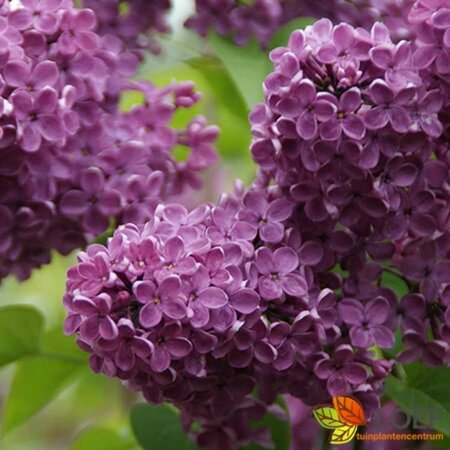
[312,396,366,445]
[332,396,366,426]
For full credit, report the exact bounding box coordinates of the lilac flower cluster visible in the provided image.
[250,10,450,367]
[82,0,171,56]
[64,187,393,449]
[80,0,416,52]
[185,0,416,46]
[62,1,449,448]
[0,1,218,281]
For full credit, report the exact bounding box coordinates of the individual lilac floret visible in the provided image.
[314,344,368,396]
[338,297,394,348]
[255,247,307,300]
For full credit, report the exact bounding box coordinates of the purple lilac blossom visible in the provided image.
[62,1,450,448]
[64,188,392,450]
[249,9,450,368]
[0,1,218,281]
[82,0,171,56]
[185,0,416,47]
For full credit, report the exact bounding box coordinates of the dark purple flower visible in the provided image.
[364,81,414,132]
[338,297,394,348]
[240,190,292,243]
[319,88,366,141]
[4,60,58,91]
[314,344,368,396]
[72,250,117,296]
[12,88,65,152]
[410,90,443,137]
[114,318,153,372]
[60,167,123,234]
[147,323,192,373]
[398,321,448,366]
[278,80,335,140]
[397,241,450,301]
[135,275,187,328]
[255,247,307,300]
[155,236,198,279]
[185,266,229,328]
[58,8,99,55]
[9,0,62,34]
[369,41,422,89]
[73,293,118,341]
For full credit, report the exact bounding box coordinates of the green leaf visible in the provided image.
[138,35,207,77]
[209,33,272,109]
[313,406,344,429]
[0,305,44,367]
[2,326,86,434]
[41,326,87,360]
[70,427,136,450]
[380,270,409,297]
[269,17,315,48]
[3,355,84,433]
[403,364,450,420]
[430,435,450,448]
[186,56,248,121]
[130,403,198,450]
[428,436,450,450]
[385,366,450,436]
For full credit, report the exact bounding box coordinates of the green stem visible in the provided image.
[391,362,407,382]
[162,37,207,57]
